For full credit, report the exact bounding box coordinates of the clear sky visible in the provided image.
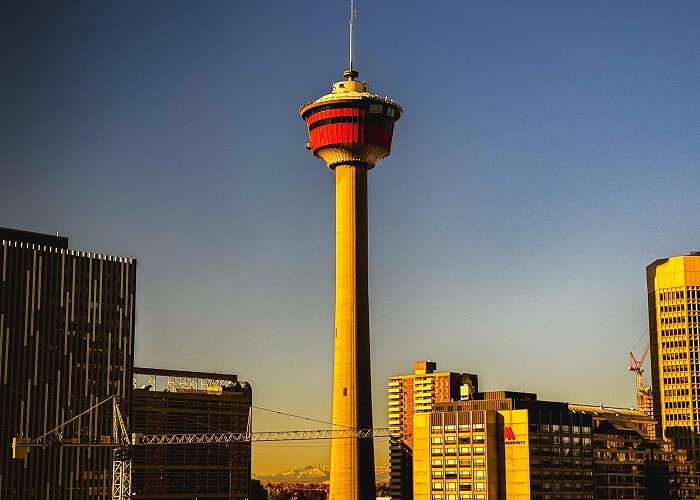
[2,0,700,474]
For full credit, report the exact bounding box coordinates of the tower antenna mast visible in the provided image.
[349,0,356,71]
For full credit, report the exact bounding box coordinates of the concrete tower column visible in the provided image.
[330,165,375,499]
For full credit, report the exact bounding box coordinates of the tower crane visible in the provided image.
[628,342,655,438]
[628,343,652,408]
[628,343,650,393]
[12,396,396,500]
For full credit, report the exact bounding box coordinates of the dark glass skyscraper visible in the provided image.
[0,227,136,498]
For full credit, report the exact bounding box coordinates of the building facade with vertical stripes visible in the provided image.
[0,227,136,498]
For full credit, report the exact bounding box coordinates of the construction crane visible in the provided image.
[627,342,655,438]
[628,343,650,399]
[12,396,395,500]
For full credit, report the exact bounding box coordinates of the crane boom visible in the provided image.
[15,427,394,449]
[137,427,393,445]
[628,342,650,374]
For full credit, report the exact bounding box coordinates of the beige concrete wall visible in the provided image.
[329,165,375,499]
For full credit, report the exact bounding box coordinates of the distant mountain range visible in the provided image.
[254,464,390,482]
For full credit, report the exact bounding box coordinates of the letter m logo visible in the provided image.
[503,426,516,441]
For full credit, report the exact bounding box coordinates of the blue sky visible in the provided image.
[3,1,699,473]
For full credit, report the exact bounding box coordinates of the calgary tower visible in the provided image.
[299,2,402,498]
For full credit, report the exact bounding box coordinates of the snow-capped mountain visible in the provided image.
[254,463,389,482]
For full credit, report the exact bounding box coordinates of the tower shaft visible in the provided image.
[330,165,375,499]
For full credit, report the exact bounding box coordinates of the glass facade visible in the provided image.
[0,228,136,498]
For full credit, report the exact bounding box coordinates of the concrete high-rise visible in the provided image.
[647,253,700,459]
[300,63,401,499]
[388,361,478,499]
[0,227,136,498]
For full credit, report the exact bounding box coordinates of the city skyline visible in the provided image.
[3,0,700,474]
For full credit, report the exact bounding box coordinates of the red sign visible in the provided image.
[503,426,525,444]
[503,426,516,441]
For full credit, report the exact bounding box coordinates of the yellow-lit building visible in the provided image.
[412,392,596,500]
[388,361,478,499]
[647,254,700,459]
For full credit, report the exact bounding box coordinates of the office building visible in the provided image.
[646,439,699,498]
[571,404,698,498]
[647,254,700,458]
[388,361,478,499]
[0,227,136,498]
[571,405,651,498]
[299,31,403,500]
[412,391,596,500]
[131,367,252,499]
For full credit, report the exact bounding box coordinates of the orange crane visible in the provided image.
[628,343,649,390]
[628,342,655,438]
[628,343,652,408]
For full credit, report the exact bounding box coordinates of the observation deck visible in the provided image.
[300,70,402,169]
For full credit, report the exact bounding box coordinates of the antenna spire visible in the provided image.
[349,0,355,71]
[344,0,359,80]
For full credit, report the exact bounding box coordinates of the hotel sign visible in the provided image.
[503,426,525,445]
